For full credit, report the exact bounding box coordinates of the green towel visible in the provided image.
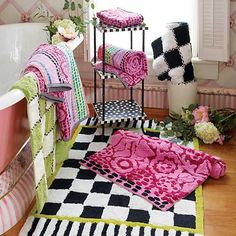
[11,73,78,213]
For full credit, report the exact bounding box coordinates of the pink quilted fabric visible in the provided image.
[97,8,144,28]
[81,130,226,211]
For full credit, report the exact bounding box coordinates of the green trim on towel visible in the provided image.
[11,74,77,213]
[195,185,204,233]
[55,125,82,164]
[193,137,200,151]
[193,137,204,233]
[31,122,43,159]
[44,152,54,177]
[44,106,55,135]
[31,125,82,215]
[35,176,48,213]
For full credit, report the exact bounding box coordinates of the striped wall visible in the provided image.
[83,81,236,109]
[198,93,236,109]
[0,165,35,234]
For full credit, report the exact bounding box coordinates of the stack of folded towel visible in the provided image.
[95,44,148,88]
[97,8,144,28]
[23,43,89,141]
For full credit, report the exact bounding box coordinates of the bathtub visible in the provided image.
[0,22,48,235]
[0,23,83,234]
[0,22,83,171]
[0,23,49,172]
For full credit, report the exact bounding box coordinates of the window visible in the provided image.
[198,0,230,61]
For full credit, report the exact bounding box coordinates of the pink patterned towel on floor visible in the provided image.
[81,130,226,211]
[97,8,144,28]
[95,44,148,88]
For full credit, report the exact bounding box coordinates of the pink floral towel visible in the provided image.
[81,130,226,211]
[95,44,148,88]
[97,8,144,28]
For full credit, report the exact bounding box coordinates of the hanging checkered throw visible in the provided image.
[151,22,194,84]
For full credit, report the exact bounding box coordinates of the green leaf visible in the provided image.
[164,116,172,124]
[170,112,181,120]
[161,133,168,138]
[74,16,82,24]
[176,132,182,137]
[91,3,95,9]
[188,103,198,111]
[160,122,165,127]
[188,114,194,120]
[63,2,69,10]
[166,130,175,136]
[78,3,82,9]
[71,1,76,11]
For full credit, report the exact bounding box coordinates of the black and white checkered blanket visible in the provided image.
[151,22,194,84]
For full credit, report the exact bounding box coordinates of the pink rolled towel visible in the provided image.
[95,44,148,88]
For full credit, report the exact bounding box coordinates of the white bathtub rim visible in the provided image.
[0,35,84,111]
[0,89,25,110]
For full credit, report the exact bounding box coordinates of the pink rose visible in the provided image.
[193,106,209,124]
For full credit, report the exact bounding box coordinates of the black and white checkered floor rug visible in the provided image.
[20,119,204,236]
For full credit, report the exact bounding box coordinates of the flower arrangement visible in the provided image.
[34,0,95,44]
[51,19,78,44]
[161,104,236,144]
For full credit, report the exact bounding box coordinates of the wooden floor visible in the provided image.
[145,108,236,236]
[5,108,236,236]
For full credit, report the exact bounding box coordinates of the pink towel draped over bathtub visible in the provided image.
[97,8,144,28]
[23,43,89,140]
[23,43,72,103]
[81,130,226,211]
[95,44,148,88]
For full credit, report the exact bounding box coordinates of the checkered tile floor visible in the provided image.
[40,124,197,229]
